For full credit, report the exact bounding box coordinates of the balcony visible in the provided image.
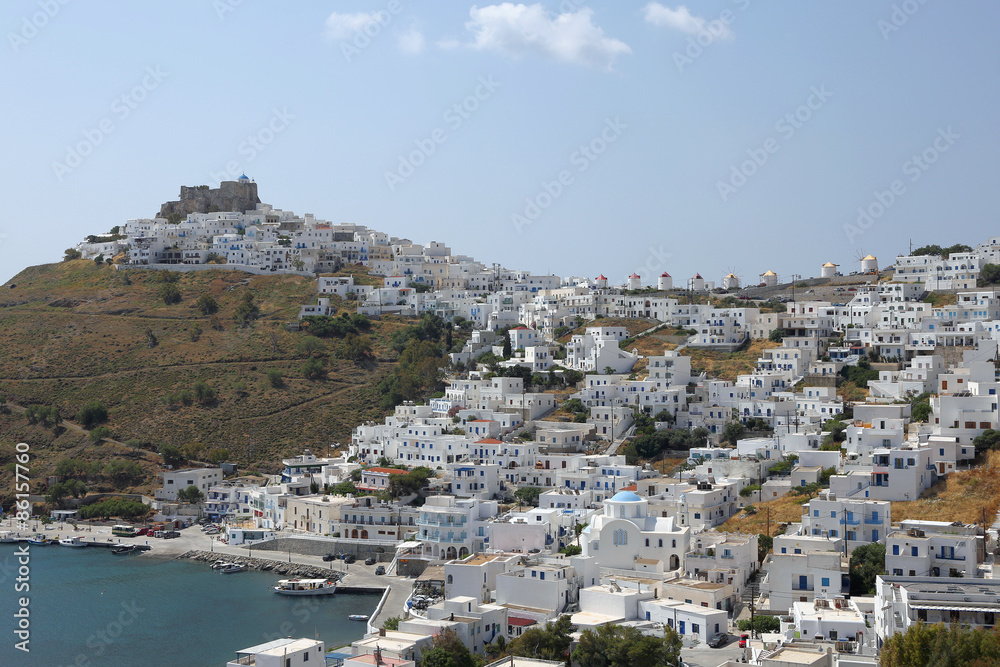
[844,518,860,526]
[864,517,883,525]
[935,553,966,561]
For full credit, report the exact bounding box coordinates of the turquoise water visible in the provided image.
[0,545,380,667]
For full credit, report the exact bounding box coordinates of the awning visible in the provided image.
[911,604,1000,613]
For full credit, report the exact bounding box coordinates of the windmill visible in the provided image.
[723,265,742,291]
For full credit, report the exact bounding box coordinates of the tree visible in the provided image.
[722,420,746,444]
[160,444,185,467]
[508,616,573,661]
[233,291,260,328]
[879,622,1000,667]
[381,616,401,631]
[974,429,1000,454]
[769,328,785,342]
[193,380,216,405]
[177,485,205,503]
[338,334,375,364]
[302,356,327,380]
[849,542,886,595]
[297,336,326,357]
[514,486,541,507]
[63,248,82,261]
[980,264,1000,287]
[502,334,512,358]
[758,534,773,563]
[195,294,219,315]
[572,623,682,667]
[560,544,582,556]
[89,425,112,442]
[206,448,229,465]
[104,460,144,488]
[266,369,284,388]
[420,628,475,667]
[77,401,108,429]
[159,282,182,305]
[737,616,780,634]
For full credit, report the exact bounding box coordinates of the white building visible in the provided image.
[580,490,689,572]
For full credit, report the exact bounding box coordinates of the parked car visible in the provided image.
[707,633,729,648]
[375,565,385,575]
[162,530,181,539]
[365,556,377,566]
[344,554,356,564]
[739,634,750,648]
[322,553,336,562]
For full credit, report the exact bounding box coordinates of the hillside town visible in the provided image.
[66,180,1000,665]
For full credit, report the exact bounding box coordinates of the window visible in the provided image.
[658,539,663,548]
[892,544,899,556]
[911,546,918,557]
[821,577,830,586]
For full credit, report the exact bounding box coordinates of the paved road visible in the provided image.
[681,642,748,666]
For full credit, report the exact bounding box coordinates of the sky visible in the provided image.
[1,1,998,287]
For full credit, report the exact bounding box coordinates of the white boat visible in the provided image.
[210,560,235,570]
[348,614,369,621]
[58,536,88,548]
[0,531,16,543]
[272,578,337,596]
[219,563,246,574]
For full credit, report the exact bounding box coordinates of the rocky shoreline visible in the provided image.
[179,549,345,579]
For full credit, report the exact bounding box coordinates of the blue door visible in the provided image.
[799,575,808,590]
[679,621,685,635]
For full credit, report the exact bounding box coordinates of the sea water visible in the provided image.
[0,545,380,666]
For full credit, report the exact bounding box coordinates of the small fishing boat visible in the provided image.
[0,531,16,543]
[219,563,246,574]
[273,578,337,596]
[58,536,88,548]
[111,544,138,555]
[27,534,51,545]
[348,614,369,621]
[210,560,235,570]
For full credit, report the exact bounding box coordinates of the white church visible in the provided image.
[580,490,690,572]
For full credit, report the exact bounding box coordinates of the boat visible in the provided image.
[58,536,88,548]
[0,531,16,543]
[272,578,337,596]
[348,614,370,621]
[210,560,235,570]
[111,544,138,555]
[219,563,246,574]
[27,534,51,545]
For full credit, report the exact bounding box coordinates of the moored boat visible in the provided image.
[348,614,369,621]
[219,563,246,574]
[27,534,52,545]
[210,560,234,570]
[58,536,88,548]
[111,544,138,555]
[0,531,16,543]
[272,578,337,596]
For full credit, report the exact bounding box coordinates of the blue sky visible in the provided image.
[1,1,997,286]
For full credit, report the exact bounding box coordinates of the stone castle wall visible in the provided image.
[158,180,261,219]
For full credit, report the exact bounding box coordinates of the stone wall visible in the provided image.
[251,537,392,561]
[158,181,261,219]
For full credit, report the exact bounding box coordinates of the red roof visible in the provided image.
[365,467,407,475]
[508,617,537,627]
[470,419,495,423]
[660,272,671,277]
[511,326,531,331]
[597,274,607,280]
[621,484,638,491]
[629,273,641,278]
[694,273,703,279]
[476,438,503,444]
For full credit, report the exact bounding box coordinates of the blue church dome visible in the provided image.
[238,173,250,181]
[609,491,642,503]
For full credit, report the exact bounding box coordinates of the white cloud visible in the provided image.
[398,27,426,55]
[324,11,384,40]
[460,3,631,70]
[642,3,733,40]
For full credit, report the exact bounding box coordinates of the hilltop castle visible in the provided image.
[158,174,261,219]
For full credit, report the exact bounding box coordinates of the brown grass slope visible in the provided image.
[0,261,397,473]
